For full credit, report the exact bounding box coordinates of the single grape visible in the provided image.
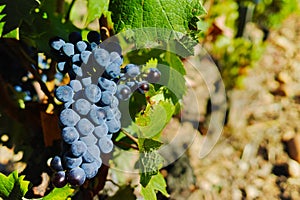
[55,85,74,103]
[61,127,79,144]
[125,81,138,91]
[81,162,99,179]
[67,167,86,186]
[112,107,121,120]
[80,134,97,146]
[116,84,131,101]
[74,99,91,115]
[105,62,121,78]
[60,109,80,127]
[87,31,101,44]
[72,64,83,77]
[106,118,121,133]
[110,96,119,108]
[68,32,82,44]
[80,50,91,64]
[50,38,65,51]
[72,54,81,64]
[138,81,150,93]
[81,77,92,87]
[98,77,117,93]
[99,91,113,106]
[98,136,114,153]
[76,118,95,136]
[82,145,101,163]
[71,140,87,157]
[110,52,123,67]
[52,171,67,188]
[90,42,98,50]
[93,48,110,67]
[57,62,66,72]
[84,84,101,103]
[146,68,161,83]
[76,41,87,52]
[88,106,106,125]
[94,122,109,138]
[124,64,140,78]
[63,155,83,169]
[70,80,82,92]
[50,156,64,172]
[62,43,75,57]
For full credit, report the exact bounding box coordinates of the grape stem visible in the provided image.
[121,128,139,144]
[65,0,76,22]
[114,140,139,150]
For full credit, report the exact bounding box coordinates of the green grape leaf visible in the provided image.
[109,0,206,34]
[0,0,39,36]
[135,100,175,138]
[0,171,31,199]
[86,0,110,25]
[42,185,75,200]
[139,149,164,187]
[138,138,162,152]
[141,172,169,200]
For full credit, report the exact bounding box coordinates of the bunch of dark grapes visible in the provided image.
[49,31,161,187]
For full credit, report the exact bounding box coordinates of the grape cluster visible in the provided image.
[49,31,161,187]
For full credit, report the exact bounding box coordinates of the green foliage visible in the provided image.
[109,0,206,34]
[86,0,110,25]
[140,172,169,200]
[42,185,74,200]
[0,171,30,199]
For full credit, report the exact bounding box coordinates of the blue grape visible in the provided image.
[76,118,95,136]
[50,156,64,172]
[83,145,101,163]
[94,48,110,67]
[81,50,91,64]
[124,64,140,78]
[125,81,138,91]
[70,80,82,92]
[68,32,82,44]
[98,77,117,93]
[81,77,92,87]
[110,96,119,108]
[81,162,99,179]
[67,167,86,186]
[94,123,108,138]
[100,91,113,106]
[90,42,98,50]
[63,155,82,169]
[146,68,161,83]
[72,64,83,77]
[98,136,114,153]
[112,107,121,120]
[80,134,97,146]
[87,31,101,44]
[62,127,79,144]
[106,118,121,133]
[60,109,80,127]
[88,106,106,125]
[72,54,81,63]
[84,84,101,103]
[62,43,75,57]
[71,140,87,157]
[102,106,114,120]
[52,171,67,188]
[116,84,131,101]
[105,62,121,78]
[57,62,66,72]
[74,99,91,115]
[110,52,123,67]
[55,85,74,103]
[76,41,87,53]
[51,39,65,51]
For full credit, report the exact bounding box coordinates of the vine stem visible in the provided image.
[114,140,139,150]
[121,128,139,144]
[65,0,76,22]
